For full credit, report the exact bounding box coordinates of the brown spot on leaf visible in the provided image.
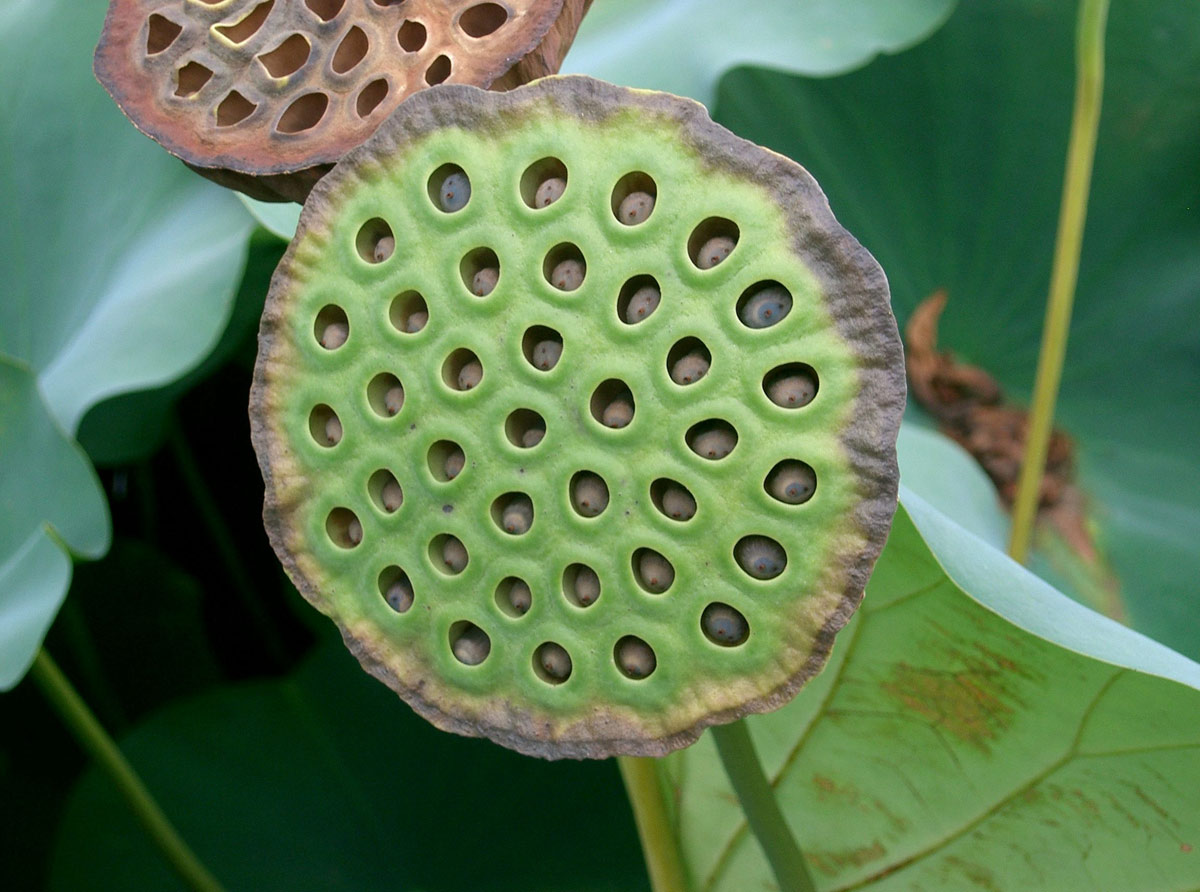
[808,840,887,877]
[881,661,1015,751]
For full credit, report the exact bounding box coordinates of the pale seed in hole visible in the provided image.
[373,236,395,263]
[670,350,709,385]
[616,638,656,678]
[661,485,696,521]
[324,415,343,446]
[386,576,413,612]
[346,518,363,546]
[440,172,470,211]
[767,462,816,504]
[736,536,785,579]
[405,311,428,333]
[320,321,348,349]
[444,445,465,480]
[521,425,545,447]
[573,566,600,606]
[767,371,816,408]
[457,359,483,390]
[385,384,405,415]
[691,428,735,459]
[472,267,498,296]
[618,191,654,224]
[602,393,634,428]
[535,177,566,207]
[442,536,468,573]
[550,259,584,291]
[624,286,660,323]
[501,495,533,534]
[702,603,748,646]
[740,286,792,328]
[507,579,531,615]
[637,552,673,593]
[532,340,562,370]
[539,643,571,680]
[696,236,735,269]
[572,474,608,517]
[381,479,403,512]
[452,626,489,665]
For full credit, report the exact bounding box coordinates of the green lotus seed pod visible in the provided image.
[735,535,786,580]
[405,310,428,334]
[669,350,709,385]
[386,575,414,613]
[618,191,654,225]
[373,235,395,264]
[536,177,566,207]
[381,479,404,512]
[550,258,584,291]
[767,461,816,504]
[767,371,816,408]
[384,384,405,416]
[324,415,343,446]
[571,473,608,517]
[250,77,904,759]
[696,235,734,269]
[457,359,483,391]
[500,494,534,535]
[740,285,792,329]
[320,321,349,350]
[531,339,562,370]
[440,171,471,212]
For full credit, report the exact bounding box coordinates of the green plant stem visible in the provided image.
[1008,0,1110,563]
[30,648,226,892]
[711,721,815,892]
[618,755,689,892]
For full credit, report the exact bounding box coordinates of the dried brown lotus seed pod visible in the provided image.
[94,0,594,202]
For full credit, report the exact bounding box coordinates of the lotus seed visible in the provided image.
[660,485,696,521]
[736,536,786,579]
[320,321,348,349]
[538,643,571,681]
[324,414,343,445]
[573,566,600,606]
[442,536,468,573]
[670,350,710,385]
[535,177,566,207]
[691,427,735,459]
[444,445,465,480]
[602,393,634,428]
[618,190,654,225]
[624,285,660,323]
[702,603,749,646]
[767,461,816,504]
[767,371,817,408]
[457,358,483,390]
[616,638,656,679]
[521,425,545,447]
[637,551,674,593]
[381,479,403,512]
[472,266,498,296]
[740,286,792,328]
[440,171,470,211]
[373,236,395,263]
[451,625,489,665]
[386,575,413,612]
[385,384,405,415]
[405,310,428,333]
[500,495,533,535]
[507,579,531,615]
[346,517,363,546]
[696,235,735,269]
[571,473,608,517]
[550,259,584,291]
[532,339,562,370]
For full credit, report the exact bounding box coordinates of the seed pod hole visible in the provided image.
[308,404,342,447]
[496,576,532,618]
[563,563,601,608]
[397,19,426,51]
[520,157,568,209]
[611,171,657,226]
[667,338,711,386]
[520,326,563,372]
[763,363,819,409]
[425,54,452,86]
[313,304,349,349]
[459,2,509,37]
[632,548,674,594]
[504,409,546,449]
[737,281,793,329]
[688,217,739,270]
[215,90,256,127]
[651,479,696,523]
[617,275,661,325]
[702,602,749,647]
[326,507,362,549]
[427,440,466,482]
[765,460,817,505]
[735,535,787,580]
[442,348,483,392]
[543,244,586,292]
[449,621,490,666]
[356,79,389,118]
[355,217,394,264]
[215,0,273,44]
[305,0,344,22]
[590,379,634,429]
[491,492,534,536]
[686,419,738,460]
[570,471,609,518]
[430,534,469,575]
[429,164,470,213]
[331,25,369,74]
[146,14,183,55]
[614,636,656,679]
[460,247,499,296]
[534,642,572,684]
[275,91,327,133]
[175,62,214,97]
[368,469,403,514]
[258,33,311,78]
[389,290,428,334]
[366,372,404,417]
[379,566,413,613]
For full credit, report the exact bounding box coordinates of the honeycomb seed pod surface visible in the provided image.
[94,0,593,202]
[251,76,905,759]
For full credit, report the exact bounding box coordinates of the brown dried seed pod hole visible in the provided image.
[459,3,510,38]
[397,19,427,52]
[331,25,369,75]
[356,79,389,118]
[258,33,311,79]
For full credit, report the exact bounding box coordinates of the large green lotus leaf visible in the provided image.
[562,0,957,108]
[665,490,1200,891]
[0,0,253,688]
[713,0,1200,657]
[51,635,647,892]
